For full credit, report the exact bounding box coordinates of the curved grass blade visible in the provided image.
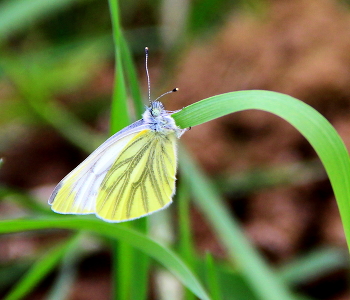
[173,90,350,247]
[0,218,210,300]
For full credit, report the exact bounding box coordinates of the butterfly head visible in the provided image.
[144,101,167,124]
[143,48,185,137]
[150,101,164,117]
[142,100,181,135]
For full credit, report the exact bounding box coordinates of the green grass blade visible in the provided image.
[0,218,210,300]
[30,101,101,153]
[130,240,150,300]
[205,253,223,300]
[177,179,196,300]
[178,179,195,263]
[3,234,80,300]
[2,64,103,153]
[120,34,145,117]
[0,186,51,215]
[45,233,84,300]
[278,247,349,286]
[107,2,147,300]
[114,234,133,300]
[179,149,294,300]
[108,0,129,133]
[173,90,350,249]
[217,159,325,197]
[108,37,150,298]
[110,49,129,132]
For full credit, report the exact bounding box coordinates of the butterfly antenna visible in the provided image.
[145,47,178,103]
[145,47,151,105]
[154,88,179,102]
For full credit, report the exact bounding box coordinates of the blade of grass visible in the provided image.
[0,186,51,215]
[197,260,312,300]
[111,35,151,299]
[2,64,103,153]
[108,1,144,299]
[177,179,196,300]
[278,247,349,286]
[112,236,133,300]
[173,90,350,248]
[172,89,350,300]
[27,99,102,153]
[108,0,129,132]
[179,148,294,300]
[120,34,145,117]
[205,253,223,300]
[217,159,326,197]
[3,233,81,300]
[45,233,84,300]
[0,218,210,300]
[130,223,150,300]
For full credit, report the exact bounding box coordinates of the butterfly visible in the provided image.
[48,47,188,222]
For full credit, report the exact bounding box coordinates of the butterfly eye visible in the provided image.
[152,108,160,117]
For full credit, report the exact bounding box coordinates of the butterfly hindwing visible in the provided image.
[49,127,145,215]
[96,129,177,222]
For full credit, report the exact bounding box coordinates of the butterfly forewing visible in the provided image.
[96,129,177,222]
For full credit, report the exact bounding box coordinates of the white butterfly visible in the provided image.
[49,48,187,222]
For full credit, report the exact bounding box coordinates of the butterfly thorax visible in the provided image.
[143,101,185,138]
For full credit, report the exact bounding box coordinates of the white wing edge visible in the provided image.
[48,120,150,213]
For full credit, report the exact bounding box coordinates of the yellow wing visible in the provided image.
[96,129,177,222]
[49,132,139,215]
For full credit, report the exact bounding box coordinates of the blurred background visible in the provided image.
[1,0,350,299]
